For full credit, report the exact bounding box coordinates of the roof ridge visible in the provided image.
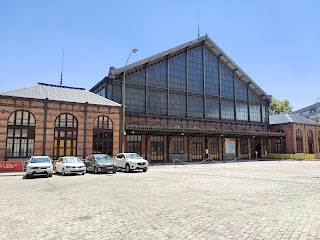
[115,35,208,73]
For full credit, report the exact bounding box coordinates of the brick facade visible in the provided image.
[270,123,320,154]
[0,96,121,161]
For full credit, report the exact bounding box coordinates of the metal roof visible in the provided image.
[0,83,121,107]
[269,114,317,125]
[92,35,270,100]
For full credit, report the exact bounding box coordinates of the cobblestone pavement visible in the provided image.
[1,161,320,240]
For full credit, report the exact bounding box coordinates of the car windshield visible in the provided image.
[125,153,142,159]
[30,157,51,163]
[64,157,82,163]
[95,155,112,162]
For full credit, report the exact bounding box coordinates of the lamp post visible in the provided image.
[316,97,320,160]
[122,48,138,152]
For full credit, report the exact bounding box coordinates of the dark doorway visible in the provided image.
[254,144,262,158]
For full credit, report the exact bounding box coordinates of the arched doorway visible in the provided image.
[92,116,113,156]
[54,113,78,159]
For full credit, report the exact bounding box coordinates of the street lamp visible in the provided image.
[122,48,138,152]
[316,97,320,160]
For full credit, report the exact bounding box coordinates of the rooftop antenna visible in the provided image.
[198,8,200,38]
[60,50,64,86]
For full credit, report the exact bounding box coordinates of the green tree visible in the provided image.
[269,97,293,115]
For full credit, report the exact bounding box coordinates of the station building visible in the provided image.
[269,114,319,157]
[0,83,121,161]
[90,35,284,162]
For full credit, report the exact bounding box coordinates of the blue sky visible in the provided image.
[1,0,319,111]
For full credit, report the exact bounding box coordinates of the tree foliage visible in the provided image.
[269,97,293,115]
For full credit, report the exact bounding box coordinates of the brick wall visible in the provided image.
[0,96,120,160]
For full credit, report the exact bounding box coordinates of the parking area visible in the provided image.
[1,160,320,240]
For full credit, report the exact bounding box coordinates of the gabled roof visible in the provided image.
[269,114,317,125]
[0,83,121,107]
[92,35,270,100]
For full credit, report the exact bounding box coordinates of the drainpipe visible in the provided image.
[42,98,48,155]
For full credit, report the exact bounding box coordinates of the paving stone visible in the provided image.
[1,161,320,239]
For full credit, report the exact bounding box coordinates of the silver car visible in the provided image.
[26,156,53,179]
[55,156,86,176]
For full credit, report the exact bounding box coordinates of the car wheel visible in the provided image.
[125,164,131,173]
[112,171,116,174]
[49,173,53,177]
[62,168,66,176]
[45,172,49,178]
[94,167,98,174]
[26,174,32,179]
[143,169,147,172]
[82,172,85,175]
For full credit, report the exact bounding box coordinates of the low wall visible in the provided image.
[267,153,319,160]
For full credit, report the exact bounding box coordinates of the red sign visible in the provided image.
[0,161,23,171]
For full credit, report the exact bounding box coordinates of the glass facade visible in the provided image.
[188,95,203,118]
[204,49,219,95]
[169,55,186,90]
[188,48,203,93]
[126,87,145,114]
[236,102,248,121]
[148,89,167,116]
[169,92,186,117]
[220,65,234,98]
[148,63,167,88]
[88,40,283,162]
[98,45,269,124]
[221,100,234,120]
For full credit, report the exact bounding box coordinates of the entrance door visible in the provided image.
[192,137,202,161]
[151,136,164,161]
[208,137,219,159]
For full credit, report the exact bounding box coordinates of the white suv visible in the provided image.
[26,156,53,179]
[115,153,149,173]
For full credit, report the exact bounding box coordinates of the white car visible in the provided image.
[115,153,149,173]
[26,156,53,179]
[55,156,86,176]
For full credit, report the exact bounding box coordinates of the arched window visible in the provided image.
[226,127,233,131]
[211,127,217,131]
[153,123,161,128]
[307,130,314,154]
[296,129,303,153]
[54,114,78,159]
[93,116,113,155]
[194,125,200,129]
[174,124,183,129]
[275,129,285,153]
[5,110,35,158]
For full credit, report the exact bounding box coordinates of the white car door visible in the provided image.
[56,158,62,173]
[116,154,125,168]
